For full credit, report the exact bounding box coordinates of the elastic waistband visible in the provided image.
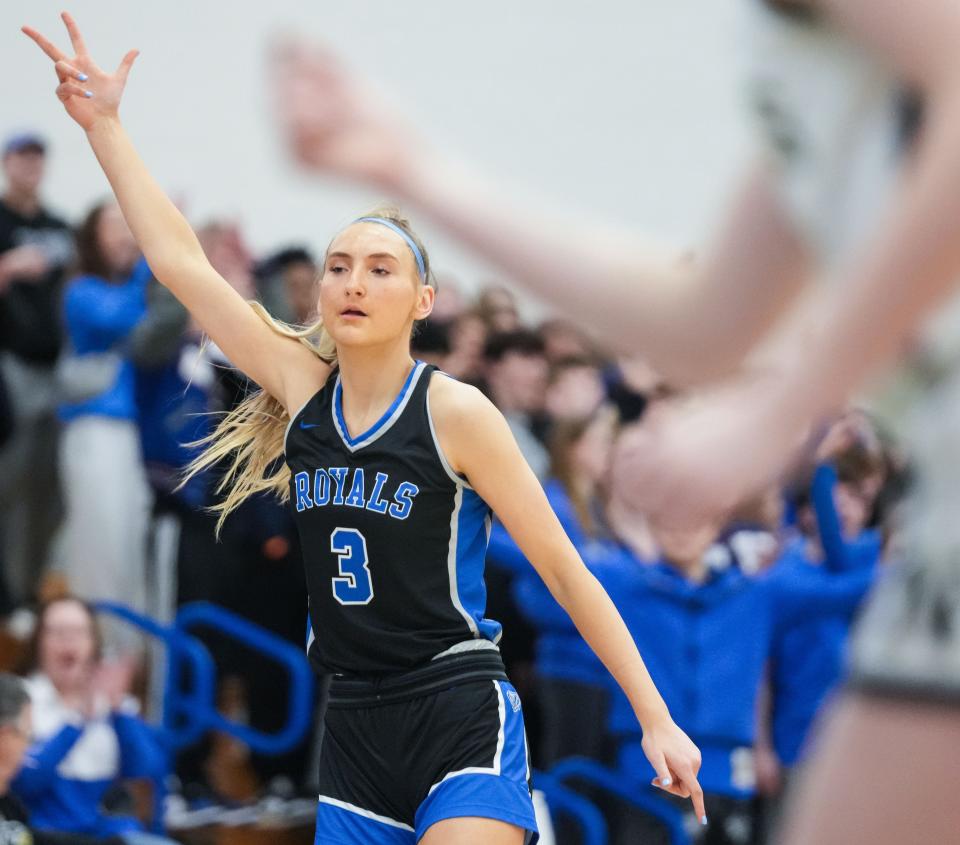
[327,651,508,708]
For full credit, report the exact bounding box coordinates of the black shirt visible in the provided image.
[0,199,73,365]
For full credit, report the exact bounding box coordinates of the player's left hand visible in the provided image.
[270,40,422,191]
[641,717,707,824]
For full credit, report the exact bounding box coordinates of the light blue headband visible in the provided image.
[354,217,426,280]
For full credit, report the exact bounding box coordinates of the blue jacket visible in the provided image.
[606,543,877,798]
[769,464,882,765]
[14,676,167,838]
[59,262,149,423]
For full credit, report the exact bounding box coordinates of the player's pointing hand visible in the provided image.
[641,716,707,825]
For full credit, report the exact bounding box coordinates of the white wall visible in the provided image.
[2,0,751,306]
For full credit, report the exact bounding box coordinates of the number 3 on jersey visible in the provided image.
[330,528,374,605]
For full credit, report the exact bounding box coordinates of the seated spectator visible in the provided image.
[57,201,151,657]
[0,672,122,845]
[13,599,175,845]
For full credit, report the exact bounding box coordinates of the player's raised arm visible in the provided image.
[427,374,707,824]
[22,13,330,413]
[272,44,810,386]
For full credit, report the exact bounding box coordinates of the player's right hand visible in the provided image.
[22,11,138,132]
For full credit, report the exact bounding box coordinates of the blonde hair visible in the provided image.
[183,302,336,536]
[184,206,433,536]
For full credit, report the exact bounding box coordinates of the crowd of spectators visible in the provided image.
[0,131,908,844]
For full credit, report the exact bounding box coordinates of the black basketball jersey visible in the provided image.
[284,361,502,676]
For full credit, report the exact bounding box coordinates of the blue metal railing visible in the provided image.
[94,601,315,832]
[543,756,690,845]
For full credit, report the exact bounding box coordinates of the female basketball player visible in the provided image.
[269,1,960,842]
[21,13,705,844]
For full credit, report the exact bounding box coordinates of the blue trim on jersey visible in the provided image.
[333,361,423,448]
[457,488,502,643]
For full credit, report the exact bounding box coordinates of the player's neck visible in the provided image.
[336,344,417,432]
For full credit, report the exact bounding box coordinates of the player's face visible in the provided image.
[319,224,434,348]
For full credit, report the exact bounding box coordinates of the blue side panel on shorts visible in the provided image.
[315,796,414,845]
[457,487,502,642]
[496,680,531,785]
[414,681,538,842]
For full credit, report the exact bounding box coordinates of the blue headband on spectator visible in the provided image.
[354,217,426,280]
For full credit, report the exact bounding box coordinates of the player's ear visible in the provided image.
[413,283,435,321]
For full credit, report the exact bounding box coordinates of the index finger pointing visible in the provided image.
[61,11,88,57]
[683,772,708,827]
[21,26,68,63]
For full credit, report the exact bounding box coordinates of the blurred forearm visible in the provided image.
[391,155,807,384]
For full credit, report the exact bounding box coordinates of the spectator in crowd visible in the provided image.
[475,284,520,333]
[442,309,487,383]
[538,318,597,366]
[0,672,123,845]
[759,415,888,836]
[13,599,174,844]
[57,201,150,658]
[482,329,550,478]
[255,246,317,326]
[0,131,74,611]
[409,317,451,370]
[544,356,607,424]
[600,425,880,845]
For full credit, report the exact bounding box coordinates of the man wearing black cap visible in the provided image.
[0,131,74,611]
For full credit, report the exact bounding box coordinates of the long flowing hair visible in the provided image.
[183,207,433,535]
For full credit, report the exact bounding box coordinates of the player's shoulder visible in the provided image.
[427,370,496,422]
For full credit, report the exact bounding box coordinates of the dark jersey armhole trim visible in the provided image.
[426,371,475,491]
